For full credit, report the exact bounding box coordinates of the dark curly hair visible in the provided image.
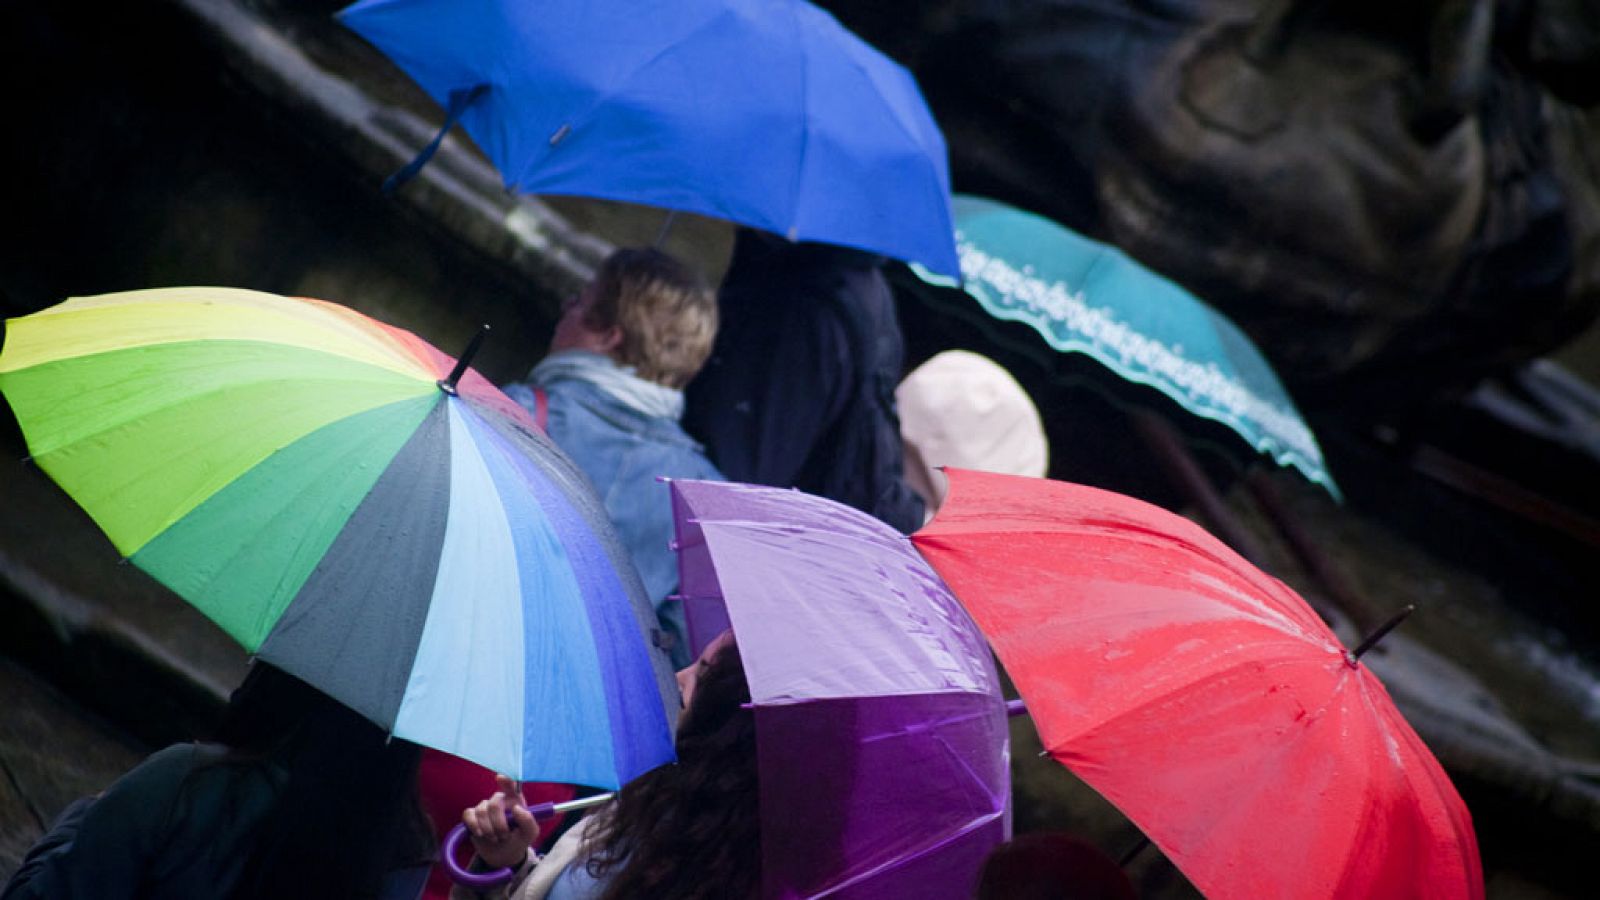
[584,637,761,900]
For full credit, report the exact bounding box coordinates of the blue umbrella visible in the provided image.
[911,195,1340,496]
[339,0,960,278]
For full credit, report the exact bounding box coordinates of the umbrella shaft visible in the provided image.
[551,792,614,815]
[439,324,491,394]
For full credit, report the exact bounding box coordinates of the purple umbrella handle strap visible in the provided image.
[443,793,614,888]
[443,802,554,890]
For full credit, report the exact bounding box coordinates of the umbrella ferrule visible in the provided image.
[1346,604,1416,667]
[438,324,491,395]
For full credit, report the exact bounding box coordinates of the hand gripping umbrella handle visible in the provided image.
[443,793,614,888]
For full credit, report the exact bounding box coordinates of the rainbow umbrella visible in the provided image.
[0,287,676,789]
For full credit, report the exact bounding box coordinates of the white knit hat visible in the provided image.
[896,351,1048,515]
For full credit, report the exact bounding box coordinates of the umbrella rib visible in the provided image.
[91,389,430,563]
[852,698,1000,742]
[830,46,932,166]
[1023,593,1322,644]
[790,14,951,260]
[1327,677,1472,895]
[508,5,743,190]
[786,0,811,233]
[143,394,437,628]
[26,363,428,458]
[806,808,1006,898]
[1037,652,1347,751]
[706,515,905,547]
[47,294,438,379]
[932,730,1003,808]
[756,685,992,707]
[1323,685,1387,896]
[922,525,1325,637]
[1036,664,1366,899]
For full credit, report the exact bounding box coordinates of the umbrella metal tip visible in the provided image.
[1347,604,1417,667]
[438,324,492,394]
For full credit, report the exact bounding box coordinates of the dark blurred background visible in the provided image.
[3,2,1599,896]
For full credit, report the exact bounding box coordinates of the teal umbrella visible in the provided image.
[911,194,1338,497]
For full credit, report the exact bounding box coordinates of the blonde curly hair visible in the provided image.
[582,248,718,389]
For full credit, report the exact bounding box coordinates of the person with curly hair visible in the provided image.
[453,630,759,900]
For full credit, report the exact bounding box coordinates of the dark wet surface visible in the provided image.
[0,658,147,880]
[1,3,1598,897]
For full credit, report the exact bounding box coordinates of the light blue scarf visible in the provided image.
[530,350,685,421]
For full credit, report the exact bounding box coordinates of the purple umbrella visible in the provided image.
[670,480,1010,898]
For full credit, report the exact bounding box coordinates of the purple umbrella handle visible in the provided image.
[443,802,556,889]
[442,792,615,888]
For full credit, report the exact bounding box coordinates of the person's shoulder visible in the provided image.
[501,380,539,408]
[663,432,722,479]
[543,382,632,434]
[134,742,279,795]
[539,376,606,405]
[136,742,222,777]
[544,373,604,397]
[625,416,721,467]
[87,742,224,819]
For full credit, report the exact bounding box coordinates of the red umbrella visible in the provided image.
[911,469,1483,899]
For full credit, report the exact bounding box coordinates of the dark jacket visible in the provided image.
[684,233,924,534]
[3,743,428,900]
[2,743,280,900]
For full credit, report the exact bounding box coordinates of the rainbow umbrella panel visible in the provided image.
[0,287,676,789]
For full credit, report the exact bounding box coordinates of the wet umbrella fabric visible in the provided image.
[911,468,1483,899]
[0,287,676,790]
[910,194,1338,495]
[670,479,1010,899]
[338,0,961,278]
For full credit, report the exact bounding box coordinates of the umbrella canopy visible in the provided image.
[911,468,1482,899]
[0,287,676,789]
[670,479,1010,899]
[909,194,1337,495]
[338,0,960,278]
